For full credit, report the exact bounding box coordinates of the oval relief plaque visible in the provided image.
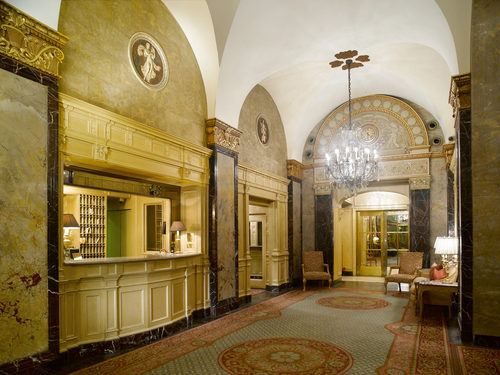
[356,123,379,145]
[128,32,169,90]
[257,115,270,145]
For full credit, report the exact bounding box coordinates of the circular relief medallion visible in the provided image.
[257,115,270,145]
[317,295,389,310]
[218,337,353,375]
[356,123,379,145]
[128,32,169,90]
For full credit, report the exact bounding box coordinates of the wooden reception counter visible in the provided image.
[59,252,209,351]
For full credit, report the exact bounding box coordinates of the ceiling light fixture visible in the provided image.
[325,50,378,195]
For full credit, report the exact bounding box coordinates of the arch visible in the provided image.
[313,95,429,161]
[344,191,409,210]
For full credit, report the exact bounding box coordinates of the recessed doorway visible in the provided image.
[249,214,266,289]
[356,210,409,276]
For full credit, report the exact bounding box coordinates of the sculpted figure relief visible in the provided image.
[128,32,169,90]
[137,42,161,83]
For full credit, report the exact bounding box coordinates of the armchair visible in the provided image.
[384,251,423,293]
[302,251,332,291]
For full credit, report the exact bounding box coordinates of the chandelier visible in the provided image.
[325,51,378,195]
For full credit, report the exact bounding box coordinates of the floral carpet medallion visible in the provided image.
[218,337,353,375]
[317,295,390,310]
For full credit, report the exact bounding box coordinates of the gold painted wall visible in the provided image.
[59,0,206,146]
[0,69,48,363]
[238,85,287,177]
[471,0,500,338]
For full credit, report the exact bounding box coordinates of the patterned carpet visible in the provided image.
[71,285,500,374]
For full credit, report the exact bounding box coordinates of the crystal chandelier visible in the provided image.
[325,55,378,195]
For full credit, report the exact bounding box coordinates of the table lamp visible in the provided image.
[170,221,186,253]
[434,236,458,268]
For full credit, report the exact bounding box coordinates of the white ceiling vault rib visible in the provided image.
[163,0,219,118]
[215,0,462,160]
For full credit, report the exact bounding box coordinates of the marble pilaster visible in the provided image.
[206,119,241,316]
[450,72,473,342]
[0,56,60,368]
[447,169,455,236]
[409,188,431,267]
[314,194,333,273]
[287,160,303,286]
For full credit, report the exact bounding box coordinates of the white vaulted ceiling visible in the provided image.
[214,0,464,160]
[7,0,471,161]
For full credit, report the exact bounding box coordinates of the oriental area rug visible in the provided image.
[71,285,500,375]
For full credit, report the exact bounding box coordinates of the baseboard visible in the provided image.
[473,334,500,348]
[265,282,292,293]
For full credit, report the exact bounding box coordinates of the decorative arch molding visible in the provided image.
[313,95,429,161]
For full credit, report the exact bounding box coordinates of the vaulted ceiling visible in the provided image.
[8,0,471,161]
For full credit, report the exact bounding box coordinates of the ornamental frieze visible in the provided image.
[0,2,67,77]
[206,118,242,152]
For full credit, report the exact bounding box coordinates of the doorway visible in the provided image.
[356,210,409,276]
[249,214,266,289]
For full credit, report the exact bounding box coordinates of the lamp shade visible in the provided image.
[63,214,79,229]
[170,221,186,232]
[434,237,458,255]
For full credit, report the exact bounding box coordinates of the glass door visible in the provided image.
[357,211,386,276]
[385,211,409,266]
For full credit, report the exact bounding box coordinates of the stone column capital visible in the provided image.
[0,2,68,77]
[287,159,304,181]
[206,118,242,153]
[442,143,455,169]
[449,73,471,118]
[409,176,431,190]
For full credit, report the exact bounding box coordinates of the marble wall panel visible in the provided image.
[238,85,287,177]
[59,0,206,146]
[430,158,448,263]
[302,169,315,251]
[471,0,500,340]
[215,153,236,302]
[456,108,473,341]
[410,189,431,267]
[0,68,48,363]
[314,195,333,271]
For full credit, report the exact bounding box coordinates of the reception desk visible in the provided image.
[59,252,209,351]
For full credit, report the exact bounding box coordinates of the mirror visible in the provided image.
[249,221,262,247]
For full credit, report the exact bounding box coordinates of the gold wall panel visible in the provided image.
[60,94,211,185]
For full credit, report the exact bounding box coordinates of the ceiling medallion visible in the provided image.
[325,50,378,195]
[128,32,169,90]
[256,115,270,145]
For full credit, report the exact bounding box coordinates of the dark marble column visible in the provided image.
[287,160,303,286]
[450,73,473,342]
[206,119,242,316]
[314,194,333,273]
[447,169,455,236]
[409,188,431,267]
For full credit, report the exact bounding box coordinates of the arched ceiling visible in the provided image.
[7,0,471,162]
[215,0,462,160]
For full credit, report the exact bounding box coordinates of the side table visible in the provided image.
[415,280,458,319]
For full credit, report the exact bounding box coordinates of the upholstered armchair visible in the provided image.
[302,251,332,291]
[384,252,423,293]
